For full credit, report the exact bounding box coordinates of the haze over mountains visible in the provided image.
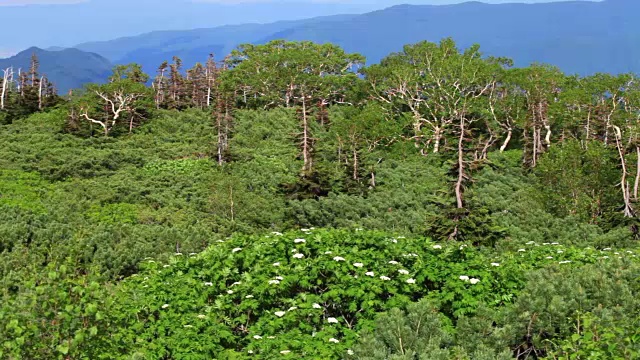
[2,0,637,92]
[0,47,111,93]
[0,0,592,54]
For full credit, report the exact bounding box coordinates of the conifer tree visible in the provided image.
[186,62,207,109]
[153,61,169,109]
[168,56,186,109]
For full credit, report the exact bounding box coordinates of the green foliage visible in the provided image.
[3,39,640,359]
[549,312,640,359]
[352,299,513,360]
[0,169,50,214]
[1,229,631,358]
[0,261,113,360]
[87,202,141,225]
[226,40,365,109]
[101,229,547,358]
[534,140,619,222]
[67,68,154,137]
[451,257,640,359]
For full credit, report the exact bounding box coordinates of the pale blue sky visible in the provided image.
[0,0,598,56]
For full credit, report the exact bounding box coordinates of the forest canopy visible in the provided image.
[1,38,640,359]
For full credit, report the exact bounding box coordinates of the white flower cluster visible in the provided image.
[459,276,480,284]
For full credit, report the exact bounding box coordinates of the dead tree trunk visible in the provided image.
[500,128,512,152]
[585,109,592,145]
[352,144,359,181]
[481,134,495,160]
[635,146,640,201]
[455,117,466,209]
[532,126,538,167]
[129,113,135,134]
[1,68,11,110]
[214,92,229,165]
[613,126,634,217]
[38,76,44,110]
[300,94,313,175]
[433,127,442,153]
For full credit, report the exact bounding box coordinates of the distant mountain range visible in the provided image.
[75,0,640,77]
[4,0,640,92]
[75,15,356,75]
[0,47,112,94]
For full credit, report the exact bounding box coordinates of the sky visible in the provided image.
[0,0,597,57]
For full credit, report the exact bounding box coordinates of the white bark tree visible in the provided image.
[74,76,149,137]
[1,67,14,110]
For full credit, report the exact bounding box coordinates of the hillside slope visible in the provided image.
[75,0,640,76]
[0,47,112,93]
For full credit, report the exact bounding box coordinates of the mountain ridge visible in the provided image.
[72,0,636,77]
[0,47,112,93]
[10,0,640,90]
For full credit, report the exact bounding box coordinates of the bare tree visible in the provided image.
[1,67,14,110]
[612,125,635,217]
[79,89,145,136]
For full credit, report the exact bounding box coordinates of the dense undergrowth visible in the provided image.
[2,38,640,359]
[0,108,638,359]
